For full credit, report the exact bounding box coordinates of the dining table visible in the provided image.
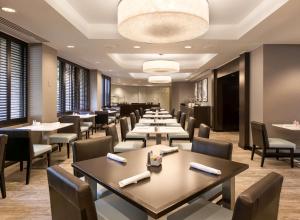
[145,111,169,115]
[143,114,172,119]
[69,114,96,119]
[272,124,300,131]
[72,145,249,219]
[138,118,178,126]
[131,126,186,144]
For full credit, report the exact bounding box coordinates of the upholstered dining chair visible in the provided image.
[0,129,52,184]
[251,121,296,168]
[47,165,147,220]
[106,124,144,153]
[168,172,283,220]
[72,136,113,199]
[191,137,233,202]
[134,110,141,122]
[49,116,80,158]
[130,112,137,130]
[0,134,8,198]
[120,117,146,147]
[179,112,186,129]
[176,110,182,123]
[139,107,144,117]
[170,108,175,118]
[168,116,195,146]
[172,123,211,151]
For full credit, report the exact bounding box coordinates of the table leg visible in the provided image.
[222,177,235,209]
[85,176,97,201]
[156,134,162,145]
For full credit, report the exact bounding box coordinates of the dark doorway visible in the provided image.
[217,72,239,131]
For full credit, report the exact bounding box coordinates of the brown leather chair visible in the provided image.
[0,129,51,184]
[179,112,186,129]
[176,110,182,123]
[130,112,137,130]
[139,107,144,117]
[134,110,140,122]
[105,124,144,153]
[47,165,147,220]
[169,117,195,146]
[49,116,80,158]
[0,135,8,198]
[198,123,210,138]
[251,121,295,168]
[120,117,146,146]
[168,172,283,220]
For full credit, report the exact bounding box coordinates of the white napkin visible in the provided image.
[107,153,127,163]
[190,162,221,175]
[119,171,151,188]
[160,147,179,155]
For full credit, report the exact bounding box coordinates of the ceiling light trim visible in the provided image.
[143,60,180,74]
[148,75,172,84]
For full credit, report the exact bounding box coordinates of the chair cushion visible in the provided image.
[80,126,89,132]
[33,144,52,157]
[172,142,192,151]
[168,198,232,220]
[95,193,147,220]
[268,138,296,149]
[49,133,77,144]
[80,177,111,199]
[81,122,93,128]
[169,132,189,139]
[126,132,147,139]
[114,141,144,153]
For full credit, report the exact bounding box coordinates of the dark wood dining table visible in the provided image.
[72,145,248,219]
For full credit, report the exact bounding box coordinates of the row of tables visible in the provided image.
[73,108,249,219]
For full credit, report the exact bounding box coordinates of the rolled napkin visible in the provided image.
[119,171,151,188]
[107,153,127,163]
[160,147,179,155]
[190,162,221,175]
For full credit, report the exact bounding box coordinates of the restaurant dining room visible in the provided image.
[1,0,300,219]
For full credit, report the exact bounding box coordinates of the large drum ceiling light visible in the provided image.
[148,76,172,84]
[143,60,180,74]
[118,0,209,43]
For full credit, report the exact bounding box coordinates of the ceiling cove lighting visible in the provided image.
[1,7,16,13]
[148,75,172,84]
[118,0,209,43]
[143,60,180,74]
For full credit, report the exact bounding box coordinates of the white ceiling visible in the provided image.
[0,0,299,85]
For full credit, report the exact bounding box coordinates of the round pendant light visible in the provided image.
[143,60,180,74]
[148,75,172,84]
[118,0,209,43]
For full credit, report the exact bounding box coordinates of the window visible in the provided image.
[0,32,27,126]
[102,75,111,107]
[57,58,90,114]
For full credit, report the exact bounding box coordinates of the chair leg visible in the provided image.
[47,152,51,167]
[20,161,23,171]
[276,149,279,160]
[169,139,172,146]
[260,151,265,167]
[67,143,70,159]
[0,172,6,198]
[26,160,31,185]
[290,148,294,168]
[251,145,256,160]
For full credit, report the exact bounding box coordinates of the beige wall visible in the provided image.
[250,44,300,145]
[171,82,194,110]
[28,44,57,122]
[111,85,171,111]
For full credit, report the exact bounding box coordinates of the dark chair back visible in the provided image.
[0,129,32,161]
[251,121,269,149]
[135,110,140,122]
[58,116,81,138]
[72,136,113,177]
[192,137,233,160]
[0,134,8,172]
[187,117,196,141]
[232,172,283,220]
[180,112,187,129]
[130,112,137,130]
[170,108,175,118]
[47,165,97,220]
[105,124,119,147]
[95,111,109,125]
[198,123,210,138]
[139,107,144,117]
[120,117,130,141]
[176,110,182,123]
